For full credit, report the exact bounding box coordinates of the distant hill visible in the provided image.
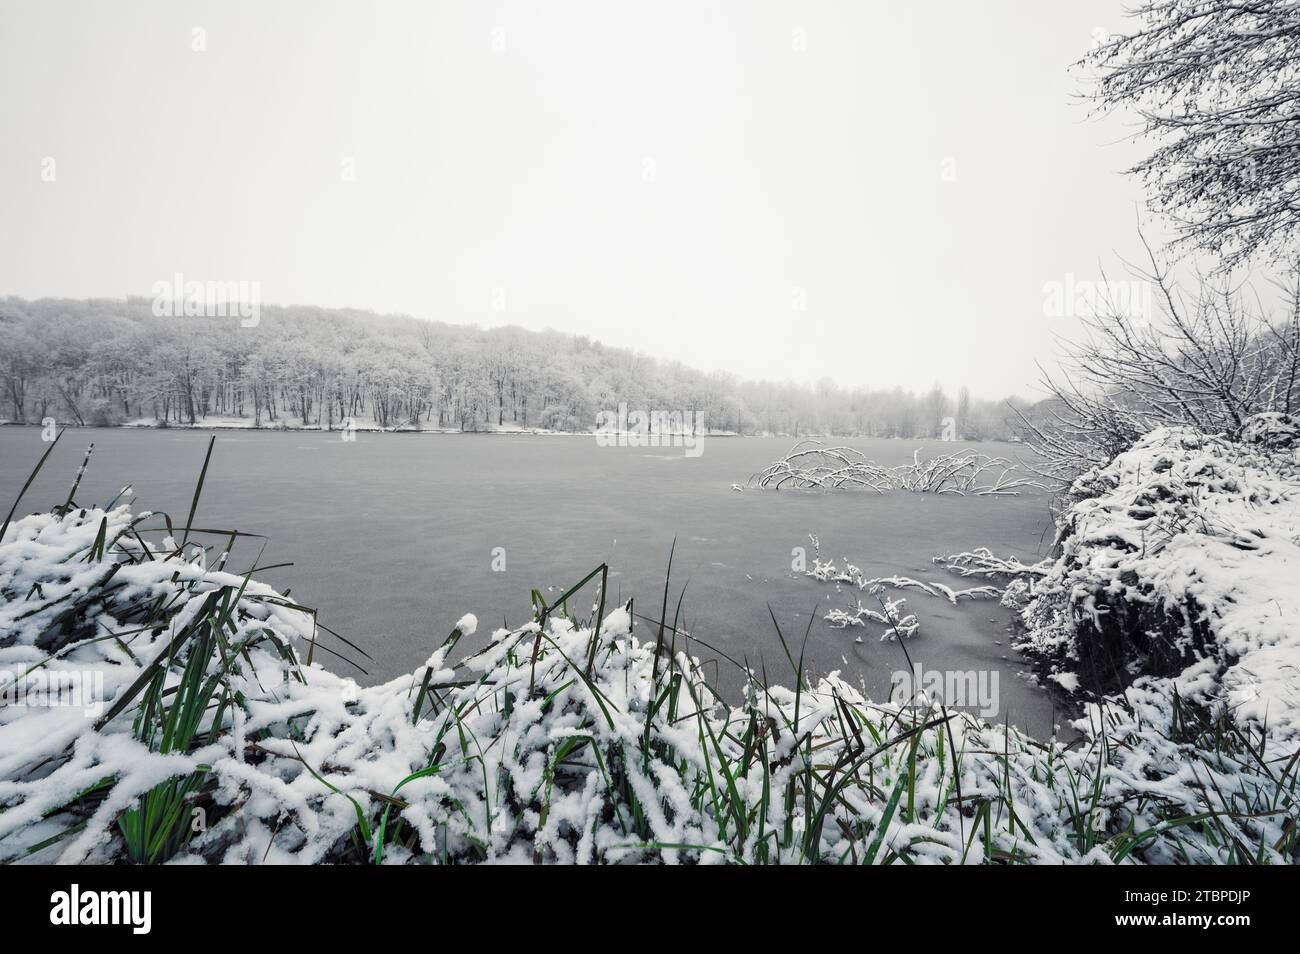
[0,296,1030,439]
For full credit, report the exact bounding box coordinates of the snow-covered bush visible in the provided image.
[1017,420,1300,741]
[1018,258,1300,481]
[1,488,1296,863]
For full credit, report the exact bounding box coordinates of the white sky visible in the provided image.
[0,0,1166,398]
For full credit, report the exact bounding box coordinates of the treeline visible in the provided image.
[0,297,1029,439]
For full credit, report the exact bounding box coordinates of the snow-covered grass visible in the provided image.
[1,447,1296,864]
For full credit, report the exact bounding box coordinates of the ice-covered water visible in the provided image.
[0,427,1063,736]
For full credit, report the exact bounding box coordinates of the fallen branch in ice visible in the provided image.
[824,597,920,640]
[747,442,1051,495]
[804,543,1004,606]
[932,547,1051,580]
[801,539,1004,639]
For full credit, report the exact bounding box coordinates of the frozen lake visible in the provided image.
[0,427,1063,735]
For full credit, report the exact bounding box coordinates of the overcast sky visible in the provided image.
[0,0,1165,398]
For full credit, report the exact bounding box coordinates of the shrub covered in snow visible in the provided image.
[1,488,1296,863]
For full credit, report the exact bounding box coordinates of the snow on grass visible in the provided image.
[1,488,1296,863]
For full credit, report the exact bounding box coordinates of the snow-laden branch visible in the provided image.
[746,442,1050,495]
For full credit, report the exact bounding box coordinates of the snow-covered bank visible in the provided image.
[1012,419,1300,741]
[1,491,1295,863]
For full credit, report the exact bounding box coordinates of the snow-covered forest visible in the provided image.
[0,297,1026,439]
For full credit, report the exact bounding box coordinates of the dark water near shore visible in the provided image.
[0,427,1064,736]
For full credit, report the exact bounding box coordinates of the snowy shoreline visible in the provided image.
[1013,419,1300,739]
[1,419,1296,863]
